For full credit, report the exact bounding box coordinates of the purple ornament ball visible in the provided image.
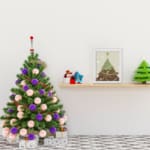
[31,79,39,86]
[7,108,14,113]
[39,89,45,95]
[15,79,21,84]
[10,127,18,134]
[53,113,60,120]
[29,104,36,111]
[23,85,29,91]
[22,68,28,75]
[49,127,56,134]
[48,91,52,97]
[40,72,46,77]
[36,113,43,121]
[28,133,35,140]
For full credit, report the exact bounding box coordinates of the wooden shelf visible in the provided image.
[59,83,150,88]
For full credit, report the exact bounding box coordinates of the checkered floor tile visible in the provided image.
[1,135,150,150]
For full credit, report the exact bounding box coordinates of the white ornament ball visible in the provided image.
[40,104,47,111]
[26,89,34,96]
[27,120,35,128]
[10,119,17,126]
[52,96,58,103]
[19,128,27,136]
[15,95,22,101]
[59,118,65,125]
[17,112,24,119]
[45,115,52,122]
[17,105,23,112]
[34,97,41,104]
[39,130,47,138]
[32,68,39,75]
[2,127,10,138]
[20,80,26,86]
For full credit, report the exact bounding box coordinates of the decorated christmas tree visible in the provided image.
[0,36,67,142]
[133,60,150,84]
[96,58,119,81]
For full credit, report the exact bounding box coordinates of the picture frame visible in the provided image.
[93,48,122,83]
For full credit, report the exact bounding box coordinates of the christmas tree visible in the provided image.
[1,36,67,142]
[133,60,150,84]
[96,58,119,81]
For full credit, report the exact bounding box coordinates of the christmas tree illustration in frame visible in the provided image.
[93,48,122,83]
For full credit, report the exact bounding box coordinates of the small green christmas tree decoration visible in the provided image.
[96,57,119,81]
[0,36,67,142]
[133,60,150,84]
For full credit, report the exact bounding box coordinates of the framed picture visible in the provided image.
[93,48,122,83]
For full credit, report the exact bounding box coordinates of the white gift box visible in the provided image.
[44,137,68,146]
[56,131,67,138]
[44,132,68,147]
[19,135,39,149]
[7,135,19,144]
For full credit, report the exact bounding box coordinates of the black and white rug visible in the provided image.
[1,135,150,150]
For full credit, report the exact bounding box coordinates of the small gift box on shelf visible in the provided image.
[44,131,68,147]
[19,135,39,149]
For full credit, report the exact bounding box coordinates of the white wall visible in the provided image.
[0,0,150,135]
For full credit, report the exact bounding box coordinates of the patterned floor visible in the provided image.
[1,135,150,150]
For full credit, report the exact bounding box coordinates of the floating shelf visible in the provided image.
[59,83,150,88]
